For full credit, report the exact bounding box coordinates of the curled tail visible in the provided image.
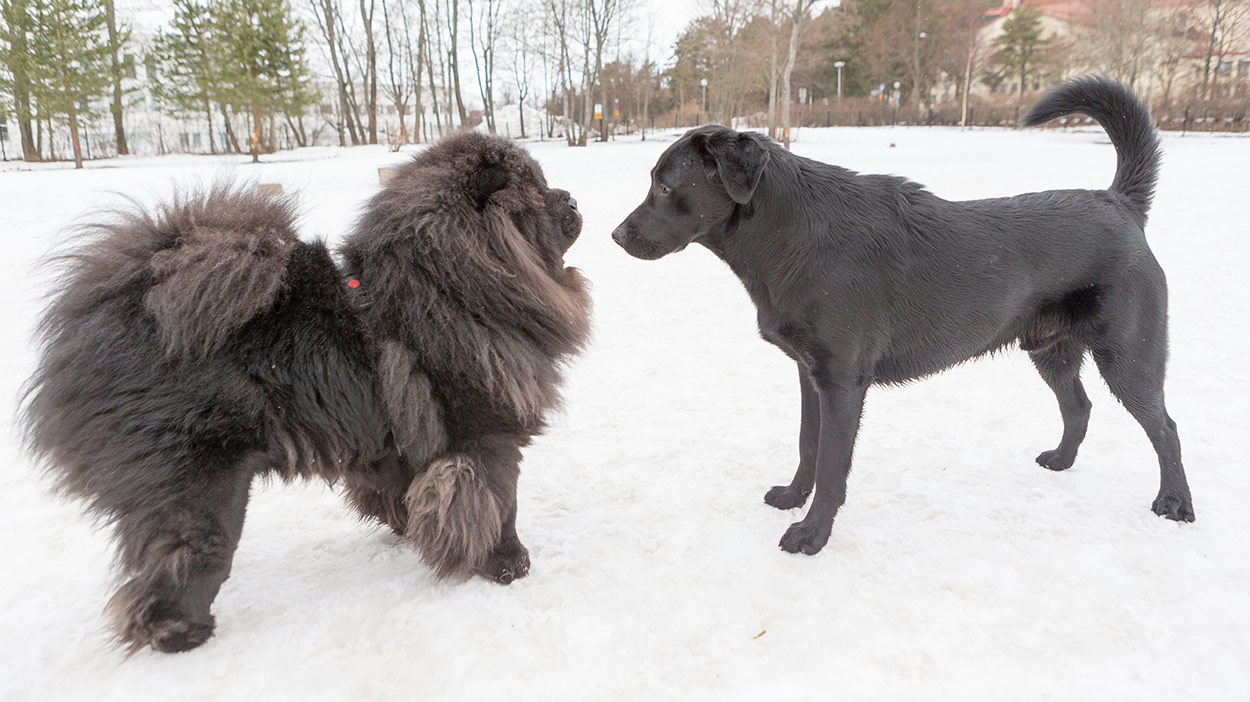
[1023,76,1161,226]
[139,185,301,357]
[23,182,300,510]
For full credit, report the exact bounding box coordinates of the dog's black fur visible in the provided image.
[612,77,1193,556]
[22,132,590,653]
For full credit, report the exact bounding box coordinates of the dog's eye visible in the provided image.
[657,184,671,196]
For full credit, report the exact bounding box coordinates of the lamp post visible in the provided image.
[834,60,845,112]
[700,77,708,123]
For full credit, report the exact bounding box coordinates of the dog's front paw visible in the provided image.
[476,542,531,585]
[1152,491,1195,523]
[1035,449,1076,471]
[764,484,811,510]
[779,519,831,555]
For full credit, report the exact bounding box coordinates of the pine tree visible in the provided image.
[993,4,1048,103]
[0,0,42,160]
[150,0,222,154]
[103,0,129,155]
[211,0,313,162]
[28,0,111,168]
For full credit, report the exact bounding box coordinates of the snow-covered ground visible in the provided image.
[2,126,1247,701]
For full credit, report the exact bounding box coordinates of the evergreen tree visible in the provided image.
[211,0,313,162]
[0,0,41,160]
[150,0,222,154]
[27,0,110,167]
[104,0,129,155]
[992,4,1048,102]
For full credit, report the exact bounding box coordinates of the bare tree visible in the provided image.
[508,5,536,138]
[358,0,378,143]
[444,0,469,124]
[380,0,411,144]
[779,0,814,149]
[1199,0,1249,99]
[546,0,579,144]
[1082,0,1155,91]
[468,0,503,133]
[310,0,362,144]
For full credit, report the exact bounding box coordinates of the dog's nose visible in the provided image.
[568,197,578,210]
[611,226,628,244]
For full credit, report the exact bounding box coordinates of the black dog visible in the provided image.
[612,77,1193,556]
[23,132,590,652]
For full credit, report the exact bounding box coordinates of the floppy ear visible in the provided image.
[702,132,770,204]
[465,158,511,209]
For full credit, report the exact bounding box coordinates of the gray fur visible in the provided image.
[22,132,588,652]
[404,454,505,579]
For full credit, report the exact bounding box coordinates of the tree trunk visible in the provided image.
[779,0,807,150]
[222,105,241,153]
[361,0,378,143]
[105,0,128,155]
[960,28,975,128]
[6,0,40,161]
[767,29,779,139]
[251,104,261,163]
[447,0,468,126]
[63,81,83,168]
[205,98,217,154]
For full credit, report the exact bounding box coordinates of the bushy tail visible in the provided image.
[1023,76,1161,226]
[23,182,300,509]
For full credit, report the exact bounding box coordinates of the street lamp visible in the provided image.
[700,77,708,115]
[833,60,845,109]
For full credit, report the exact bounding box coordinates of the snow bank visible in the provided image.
[1,127,1247,701]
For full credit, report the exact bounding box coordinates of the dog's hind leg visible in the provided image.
[107,460,255,653]
[765,365,819,510]
[342,441,415,535]
[1090,274,1194,522]
[1029,340,1092,471]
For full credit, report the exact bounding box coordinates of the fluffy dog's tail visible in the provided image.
[1022,76,1161,227]
[24,183,300,510]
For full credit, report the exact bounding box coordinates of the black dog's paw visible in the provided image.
[764,484,811,510]
[476,542,531,585]
[1152,492,1196,523]
[1035,449,1076,471]
[779,520,831,556]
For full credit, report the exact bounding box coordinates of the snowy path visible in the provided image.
[1,127,1247,700]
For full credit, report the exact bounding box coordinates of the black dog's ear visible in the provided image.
[466,158,510,209]
[699,131,770,204]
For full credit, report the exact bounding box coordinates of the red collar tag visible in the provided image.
[347,279,361,289]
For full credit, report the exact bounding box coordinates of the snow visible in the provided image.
[2,126,1248,701]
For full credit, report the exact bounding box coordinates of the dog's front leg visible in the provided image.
[764,365,819,510]
[478,497,530,584]
[779,370,867,556]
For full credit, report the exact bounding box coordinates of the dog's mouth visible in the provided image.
[559,212,583,254]
[615,232,675,260]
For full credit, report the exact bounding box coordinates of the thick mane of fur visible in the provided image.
[343,132,591,425]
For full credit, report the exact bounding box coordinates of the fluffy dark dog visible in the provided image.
[612,77,1193,556]
[23,132,589,653]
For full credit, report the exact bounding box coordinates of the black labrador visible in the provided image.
[611,77,1194,556]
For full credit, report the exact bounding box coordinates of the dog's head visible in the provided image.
[612,125,770,260]
[403,132,582,274]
